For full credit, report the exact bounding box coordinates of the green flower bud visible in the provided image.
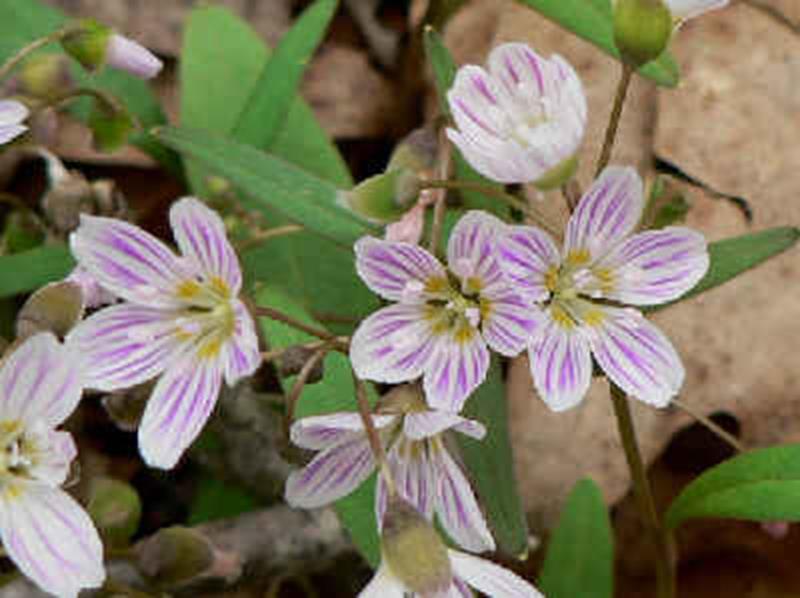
[18,53,73,101]
[340,168,421,223]
[61,19,113,73]
[381,496,452,596]
[87,477,142,548]
[613,0,673,67]
[533,155,579,191]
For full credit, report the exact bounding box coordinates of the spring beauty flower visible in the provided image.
[350,211,536,412]
[498,166,709,410]
[361,496,541,598]
[0,333,105,597]
[0,100,28,145]
[446,43,587,188]
[66,197,260,469]
[285,397,494,553]
[663,0,728,22]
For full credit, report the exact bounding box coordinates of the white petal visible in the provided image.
[434,447,495,553]
[403,411,474,440]
[497,225,561,305]
[138,357,223,469]
[481,288,543,357]
[446,211,507,294]
[290,413,395,451]
[589,308,685,407]
[666,0,728,20]
[27,429,77,487]
[350,303,438,385]
[358,564,406,598]
[423,332,490,413]
[222,299,261,386]
[106,33,163,80]
[0,124,27,145]
[0,99,29,126]
[0,333,83,427]
[528,316,592,412]
[449,550,543,598]
[564,166,643,261]
[169,197,242,295]
[66,303,183,391]
[383,438,435,525]
[285,436,376,508]
[0,484,104,598]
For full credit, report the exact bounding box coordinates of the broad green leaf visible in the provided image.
[666,445,800,529]
[188,475,259,525]
[539,479,614,598]
[0,245,74,298]
[180,5,350,191]
[255,286,380,564]
[154,126,379,247]
[0,0,174,169]
[456,358,528,556]
[232,0,338,151]
[650,227,800,310]
[515,0,680,87]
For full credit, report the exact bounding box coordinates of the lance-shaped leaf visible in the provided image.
[539,478,614,598]
[456,357,529,557]
[154,126,379,247]
[666,445,800,529]
[515,0,680,87]
[0,245,74,298]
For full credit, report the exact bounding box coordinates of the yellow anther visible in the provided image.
[566,248,591,267]
[176,279,202,300]
[425,276,449,295]
[544,265,559,293]
[550,305,576,329]
[583,309,606,327]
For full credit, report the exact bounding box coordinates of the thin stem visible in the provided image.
[253,306,337,342]
[235,224,304,252]
[0,29,67,82]
[611,384,675,598]
[739,0,800,36]
[427,126,453,255]
[595,64,634,177]
[672,398,745,453]
[284,345,333,438]
[352,372,388,472]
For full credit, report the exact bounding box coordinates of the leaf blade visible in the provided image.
[0,245,74,298]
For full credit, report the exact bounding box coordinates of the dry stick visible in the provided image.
[352,373,395,493]
[253,306,338,343]
[672,398,745,453]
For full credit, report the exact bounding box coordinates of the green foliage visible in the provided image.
[456,358,529,556]
[539,479,614,598]
[187,475,259,525]
[515,0,680,87]
[0,245,74,298]
[666,445,800,529]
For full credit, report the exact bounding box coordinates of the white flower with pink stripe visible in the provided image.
[0,333,105,597]
[350,211,537,412]
[285,406,495,553]
[446,43,587,186]
[498,166,709,411]
[0,100,28,146]
[663,0,728,21]
[66,197,260,469]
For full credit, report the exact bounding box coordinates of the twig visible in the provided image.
[284,345,333,439]
[739,0,800,36]
[672,398,745,453]
[427,126,453,255]
[595,64,634,177]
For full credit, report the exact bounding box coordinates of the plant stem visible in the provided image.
[611,384,675,598]
[352,373,388,473]
[595,63,634,177]
[427,126,452,255]
[253,306,338,342]
[739,0,800,36]
[284,345,333,438]
[235,224,304,252]
[672,398,745,453]
[0,29,67,82]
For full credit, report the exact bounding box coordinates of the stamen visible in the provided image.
[464,307,481,328]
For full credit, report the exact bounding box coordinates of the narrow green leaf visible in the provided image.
[666,445,800,529]
[515,0,680,87]
[651,227,800,310]
[0,245,74,298]
[232,0,338,150]
[154,126,378,247]
[539,479,614,598]
[456,358,528,556]
[180,5,350,189]
[255,286,380,564]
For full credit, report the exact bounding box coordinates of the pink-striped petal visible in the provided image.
[355,237,447,302]
[350,303,437,385]
[594,227,709,306]
[379,438,435,527]
[290,413,396,451]
[666,0,729,20]
[589,308,684,407]
[285,436,376,508]
[137,357,223,469]
[404,411,476,440]
[169,197,242,295]
[528,317,592,412]
[358,565,405,598]
[423,333,490,412]
[0,333,82,427]
[481,288,543,356]
[66,303,183,391]
[448,579,475,598]
[446,211,506,294]
[434,447,495,553]
[222,299,261,386]
[564,166,644,261]
[0,484,104,598]
[27,429,77,487]
[0,123,27,144]
[450,549,543,598]
[497,225,561,305]
[70,214,189,307]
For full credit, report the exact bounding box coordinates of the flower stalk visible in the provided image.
[595,63,634,177]
[253,305,340,343]
[672,398,745,453]
[0,29,68,82]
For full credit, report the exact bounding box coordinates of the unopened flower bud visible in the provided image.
[613,0,673,67]
[341,168,422,223]
[18,53,73,101]
[16,281,84,340]
[381,496,452,596]
[386,127,438,174]
[533,154,579,191]
[62,19,162,80]
[87,477,142,548]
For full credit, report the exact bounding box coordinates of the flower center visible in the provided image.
[0,420,35,479]
[173,276,237,359]
[543,251,614,329]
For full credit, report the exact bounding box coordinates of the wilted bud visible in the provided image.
[376,384,426,415]
[341,168,422,223]
[386,127,438,174]
[62,19,162,80]
[277,345,325,383]
[88,101,135,153]
[87,477,142,548]
[16,281,84,340]
[381,496,452,595]
[613,0,673,67]
[533,154,579,192]
[102,382,152,432]
[17,53,73,101]
[135,527,241,588]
